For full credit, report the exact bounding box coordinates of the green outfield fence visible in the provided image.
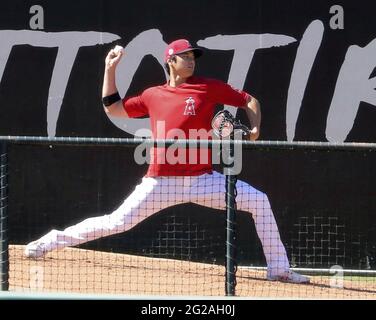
[0,136,376,298]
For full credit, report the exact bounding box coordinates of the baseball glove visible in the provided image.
[211,110,250,138]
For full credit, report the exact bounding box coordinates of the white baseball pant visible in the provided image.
[35,171,290,273]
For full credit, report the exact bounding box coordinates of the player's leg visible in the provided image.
[235,179,310,283]
[24,176,187,258]
[189,171,309,283]
[188,171,289,271]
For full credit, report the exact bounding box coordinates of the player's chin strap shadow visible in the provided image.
[211,110,251,138]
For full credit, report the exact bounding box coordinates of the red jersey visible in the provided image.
[123,76,250,177]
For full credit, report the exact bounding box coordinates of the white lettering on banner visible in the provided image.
[112,27,376,141]
[326,38,376,142]
[0,24,375,141]
[113,31,297,138]
[198,33,296,117]
[109,29,167,137]
[286,20,324,141]
[0,30,120,136]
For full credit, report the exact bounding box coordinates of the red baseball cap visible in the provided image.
[164,39,203,62]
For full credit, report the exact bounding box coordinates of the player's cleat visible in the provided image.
[267,270,310,284]
[24,241,48,259]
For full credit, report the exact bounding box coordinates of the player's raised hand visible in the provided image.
[105,45,124,70]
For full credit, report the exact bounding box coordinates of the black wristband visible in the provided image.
[102,92,121,107]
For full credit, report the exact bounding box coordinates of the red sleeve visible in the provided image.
[122,94,149,118]
[207,79,251,108]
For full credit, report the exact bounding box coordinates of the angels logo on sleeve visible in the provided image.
[183,97,196,115]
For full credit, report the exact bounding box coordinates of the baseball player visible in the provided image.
[24,39,309,284]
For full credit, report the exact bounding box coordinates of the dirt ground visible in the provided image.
[7,245,376,299]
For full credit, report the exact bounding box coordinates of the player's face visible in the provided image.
[173,51,196,78]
